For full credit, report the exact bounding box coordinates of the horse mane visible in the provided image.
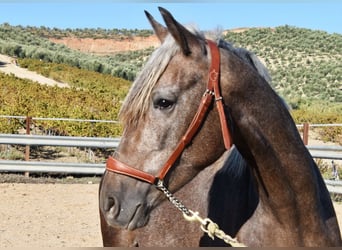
[217,39,292,112]
[217,39,272,84]
[119,26,275,179]
[219,146,248,178]
[200,146,259,246]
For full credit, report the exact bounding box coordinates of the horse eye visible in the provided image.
[154,98,174,110]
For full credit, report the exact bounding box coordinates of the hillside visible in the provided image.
[49,36,159,55]
[0,23,340,107]
[223,26,341,106]
[0,54,69,88]
[0,24,341,140]
[51,27,342,106]
[0,23,154,81]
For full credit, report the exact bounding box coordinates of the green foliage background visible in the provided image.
[223,26,341,105]
[0,23,153,81]
[0,24,341,141]
[0,61,130,137]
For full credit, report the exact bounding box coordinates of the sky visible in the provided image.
[0,1,341,34]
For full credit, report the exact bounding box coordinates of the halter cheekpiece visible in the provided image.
[106,40,232,186]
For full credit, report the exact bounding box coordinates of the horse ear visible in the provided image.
[144,10,168,43]
[158,7,201,56]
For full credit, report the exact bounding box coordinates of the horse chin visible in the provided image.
[126,204,150,230]
[103,204,150,231]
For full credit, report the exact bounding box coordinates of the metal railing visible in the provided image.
[0,133,341,174]
[0,133,120,148]
[1,117,341,194]
[0,133,119,175]
[0,115,119,124]
[0,160,105,175]
[325,180,342,195]
[307,145,342,160]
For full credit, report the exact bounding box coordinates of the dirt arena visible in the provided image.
[0,183,102,247]
[0,182,341,247]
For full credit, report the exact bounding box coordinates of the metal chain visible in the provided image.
[155,179,246,247]
[155,179,192,217]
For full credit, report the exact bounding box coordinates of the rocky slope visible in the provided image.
[49,35,159,55]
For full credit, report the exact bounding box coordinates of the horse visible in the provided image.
[99,7,341,246]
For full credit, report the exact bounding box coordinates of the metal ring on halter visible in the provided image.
[154,178,164,189]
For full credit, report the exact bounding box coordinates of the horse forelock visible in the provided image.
[119,27,205,128]
[119,35,180,128]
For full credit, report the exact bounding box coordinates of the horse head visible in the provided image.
[99,7,227,230]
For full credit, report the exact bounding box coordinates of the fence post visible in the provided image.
[303,122,309,145]
[24,116,32,177]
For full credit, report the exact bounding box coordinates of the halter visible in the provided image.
[106,40,232,186]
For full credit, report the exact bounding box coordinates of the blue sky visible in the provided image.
[0,1,341,34]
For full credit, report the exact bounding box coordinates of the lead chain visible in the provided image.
[155,180,192,217]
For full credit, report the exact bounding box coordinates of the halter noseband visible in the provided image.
[106,40,232,186]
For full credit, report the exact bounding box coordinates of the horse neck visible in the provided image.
[221,51,328,217]
[219,50,342,246]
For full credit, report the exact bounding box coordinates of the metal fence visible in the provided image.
[0,116,341,176]
[0,133,119,175]
[0,133,120,148]
[0,160,105,175]
[0,115,119,124]
[0,133,341,174]
[0,132,341,193]
[325,180,342,195]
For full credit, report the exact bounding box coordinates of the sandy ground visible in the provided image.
[0,183,102,247]
[0,183,341,247]
[0,54,69,88]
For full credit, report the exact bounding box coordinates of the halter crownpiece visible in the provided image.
[207,40,232,150]
[106,40,232,185]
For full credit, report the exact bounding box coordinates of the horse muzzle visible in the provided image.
[101,194,151,230]
[99,174,154,230]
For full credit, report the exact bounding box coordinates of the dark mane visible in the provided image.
[200,147,259,246]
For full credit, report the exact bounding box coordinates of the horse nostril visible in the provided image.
[104,196,121,221]
[105,197,114,211]
[104,197,115,212]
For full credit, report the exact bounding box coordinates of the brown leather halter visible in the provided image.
[106,40,232,186]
